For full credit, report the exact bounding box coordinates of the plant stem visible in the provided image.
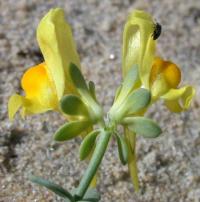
[87,142,98,188]
[75,129,112,199]
[84,126,98,188]
[125,128,139,192]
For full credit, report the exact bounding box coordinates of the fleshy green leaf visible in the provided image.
[115,65,139,104]
[60,95,89,117]
[88,81,97,101]
[114,85,122,102]
[82,188,101,202]
[110,88,151,123]
[116,134,128,165]
[29,175,74,201]
[111,66,140,114]
[69,63,103,122]
[72,188,100,202]
[79,130,100,161]
[54,120,91,141]
[123,117,162,138]
[125,88,151,114]
[69,63,89,93]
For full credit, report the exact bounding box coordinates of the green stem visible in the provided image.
[75,129,112,199]
[125,128,139,192]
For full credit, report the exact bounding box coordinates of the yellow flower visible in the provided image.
[8,8,80,120]
[150,57,195,112]
[122,10,156,88]
[122,10,195,112]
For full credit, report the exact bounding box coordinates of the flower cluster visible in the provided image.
[8,8,195,202]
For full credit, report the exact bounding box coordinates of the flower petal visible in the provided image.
[8,92,52,120]
[150,74,170,99]
[150,58,182,98]
[22,99,53,115]
[21,63,58,110]
[8,94,24,120]
[162,86,195,112]
[122,10,156,88]
[150,57,181,87]
[37,8,81,99]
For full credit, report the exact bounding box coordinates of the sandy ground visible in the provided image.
[0,0,200,201]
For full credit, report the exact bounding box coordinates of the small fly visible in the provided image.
[152,22,162,40]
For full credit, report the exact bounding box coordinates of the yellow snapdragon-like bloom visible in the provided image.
[122,10,195,112]
[8,8,80,120]
[122,10,156,88]
[121,10,195,192]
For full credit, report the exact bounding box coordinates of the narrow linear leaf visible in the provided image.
[116,134,128,165]
[29,175,74,201]
[60,95,89,117]
[69,63,89,92]
[116,65,139,103]
[73,188,100,202]
[79,130,100,161]
[69,63,102,122]
[114,85,122,102]
[109,66,140,119]
[124,117,162,138]
[82,188,101,201]
[88,81,97,101]
[54,120,91,141]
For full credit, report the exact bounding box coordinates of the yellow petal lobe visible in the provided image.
[8,94,24,120]
[163,62,181,88]
[150,58,181,98]
[162,86,195,112]
[37,8,81,98]
[21,63,58,111]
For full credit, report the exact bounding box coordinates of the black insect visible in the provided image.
[152,22,162,40]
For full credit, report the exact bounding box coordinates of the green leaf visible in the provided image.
[75,130,111,198]
[110,88,151,123]
[125,88,151,114]
[110,66,139,120]
[114,85,122,102]
[69,63,89,92]
[29,175,74,201]
[88,81,97,101]
[60,95,89,117]
[123,117,162,138]
[54,120,91,141]
[116,65,139,104]
[69,63,103,123]
[116,134,128,165]
[73,188,100,202]
[79,130,100,161]
[83,188,101,201]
